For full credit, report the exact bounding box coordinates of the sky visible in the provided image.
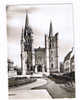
[7,4,74,67]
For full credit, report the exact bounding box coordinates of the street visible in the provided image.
[32,77,75,98]
[9,77,75,99]
[9,78,51,99]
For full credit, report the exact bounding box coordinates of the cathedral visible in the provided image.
[21,13,59,75]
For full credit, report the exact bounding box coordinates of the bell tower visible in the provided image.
[24,13,33,73]
[49,21,59,73]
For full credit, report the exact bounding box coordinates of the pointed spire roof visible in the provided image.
[21,28,24,42]
[25,13,29,27]
[24,13,29,37]
[49,21,53,37]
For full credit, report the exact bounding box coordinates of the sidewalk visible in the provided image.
[9,79,47,90]
[9,78,51,99]
[9,90,51,100]
[32,78,75,98]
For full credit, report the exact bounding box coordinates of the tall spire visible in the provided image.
[49,21,53,37]
[25,13,29,27]
[24,13,29,38]
[21,28,24,43]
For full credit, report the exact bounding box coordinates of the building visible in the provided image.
[21,13,59,75]
[63,48,75,73]
[48,23,59,73]
[21,13,33,75]
[8,59,17,77]
[35,47,46,73]
[70,50,75,72]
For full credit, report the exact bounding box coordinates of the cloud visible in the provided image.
[7,5,40,17]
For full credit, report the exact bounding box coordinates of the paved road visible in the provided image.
[45,78,75,98]
[9,78,51,99]
[9,90,51,100]
[9,77,75,99]
[32,78,75,98]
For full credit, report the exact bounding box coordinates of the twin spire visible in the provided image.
[21,13,53,39]
[25,13,53,37]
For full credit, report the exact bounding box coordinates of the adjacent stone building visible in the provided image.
[20,13,59,75]
[63,48,75,73]
[8,59,17,77]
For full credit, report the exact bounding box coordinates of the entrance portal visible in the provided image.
[37,65,42,72]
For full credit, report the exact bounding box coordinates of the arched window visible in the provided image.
[37,65,42,72]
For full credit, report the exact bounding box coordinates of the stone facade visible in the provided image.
[49,23,59,73]
[21,14,33,75]
[35,47,46,73]
[21,13,59,75]
[8,59,17,77]
[63,48,74,73]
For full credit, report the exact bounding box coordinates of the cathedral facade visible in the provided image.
[21,13,59,75]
